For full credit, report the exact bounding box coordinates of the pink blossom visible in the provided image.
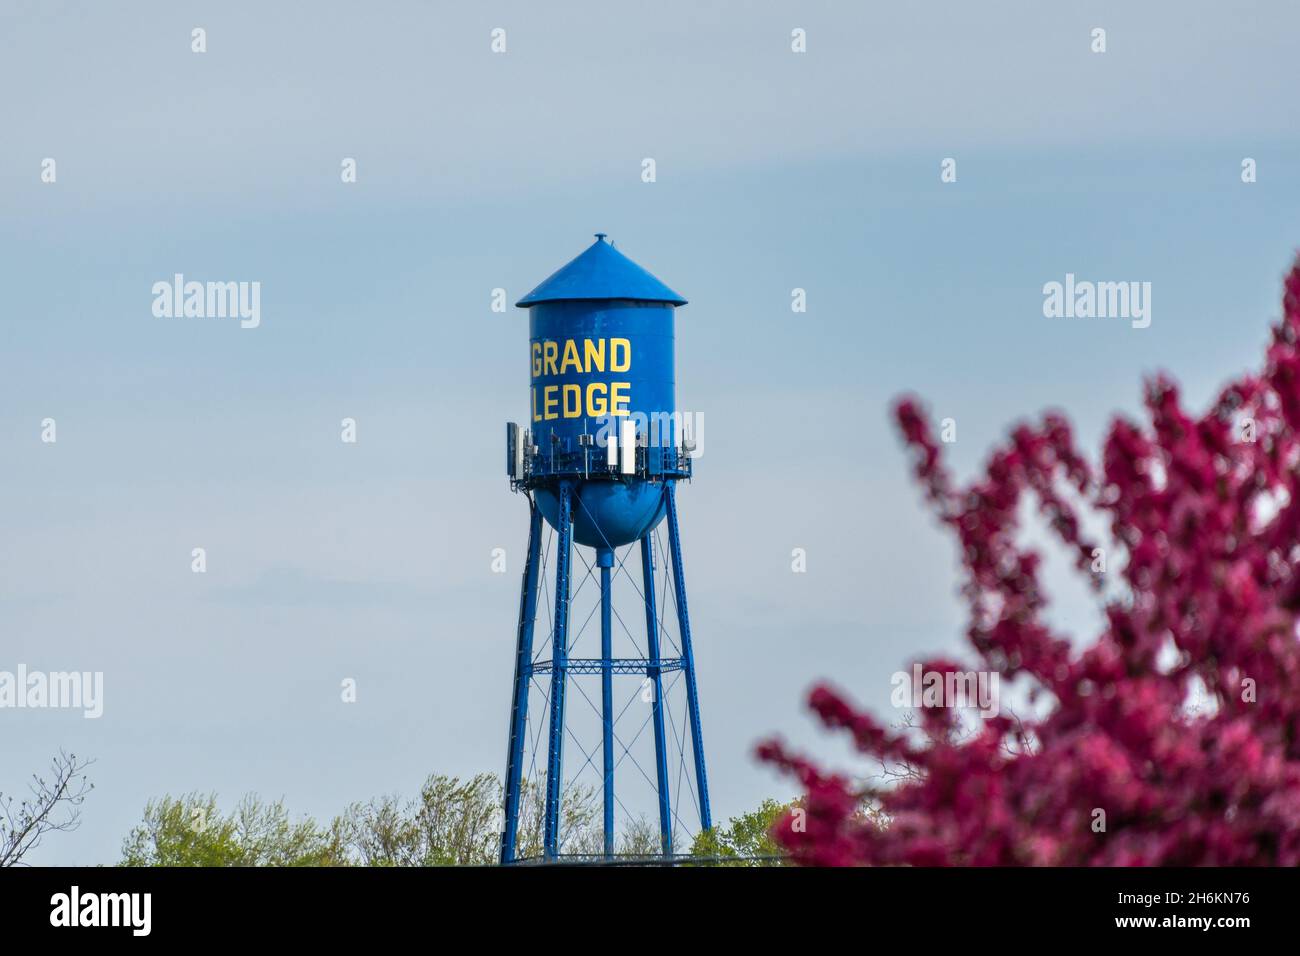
[760,256,1300,866]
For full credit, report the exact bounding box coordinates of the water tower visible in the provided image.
[500,234,711,863]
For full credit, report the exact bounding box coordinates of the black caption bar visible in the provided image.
[0,865,1283,941]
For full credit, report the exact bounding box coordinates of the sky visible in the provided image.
[2,1,1300,864]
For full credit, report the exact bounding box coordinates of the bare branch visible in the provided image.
[0,750,95,867]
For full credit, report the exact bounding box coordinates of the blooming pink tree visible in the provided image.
[760,258,1300,866]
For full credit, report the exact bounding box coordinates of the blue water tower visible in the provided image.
[500,235,711,862]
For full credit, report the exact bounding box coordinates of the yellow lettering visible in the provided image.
[610,338,631,372]
[531,342,542,377]
[543,341,558,376]
[585,382,608,417]
[532,386,541,422]
[562,384,581,417]
[610,381,631,415]
[583,338,605,373]
[544,385,559,420]
[560,339,581,374]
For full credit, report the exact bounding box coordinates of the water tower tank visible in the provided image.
[502,233,710,863]
[513,234,690,549]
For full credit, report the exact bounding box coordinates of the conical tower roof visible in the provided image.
[516,234,687,307]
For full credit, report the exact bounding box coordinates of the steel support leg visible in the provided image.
[501,503,543,864]
[598,547,615,858]
[543,482,574,859]
[641,532,673,855]
[665,482,712,831]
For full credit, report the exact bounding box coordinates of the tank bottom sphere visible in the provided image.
[535,480,668,549]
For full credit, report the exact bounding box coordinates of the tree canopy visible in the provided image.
[761,257,1300,866]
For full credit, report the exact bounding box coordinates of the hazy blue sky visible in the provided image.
[3,1,1300,863]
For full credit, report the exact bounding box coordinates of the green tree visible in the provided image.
[119,793,348,866]
[119,775,787,865]
[500,776,603,860]
[339,773,608,864]
[119,774,609,866]
[617,815,663,858]
[689,799,792,865]
[339,773,502,866]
